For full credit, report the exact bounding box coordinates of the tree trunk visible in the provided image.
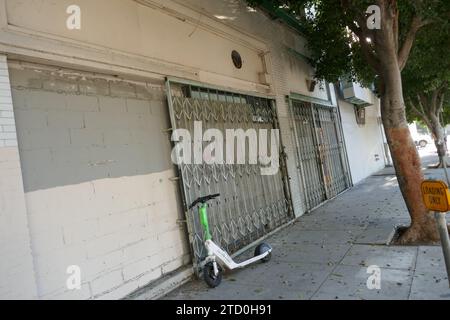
[429,114,448,168]
[380,68,440,244]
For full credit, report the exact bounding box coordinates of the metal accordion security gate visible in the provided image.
[166,79,293,273]
[290,97,351,211]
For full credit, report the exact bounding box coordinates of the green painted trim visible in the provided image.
[289,92,335,107]
[259,0,307,36]
[166,77,275,100]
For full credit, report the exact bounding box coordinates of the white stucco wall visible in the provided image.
[339,98,386,184]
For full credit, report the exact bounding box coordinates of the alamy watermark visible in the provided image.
[171,121,280,176]
[366,5,381,30]
[66,265,82,290]
[66,5,81,30]
[366,265,381,290]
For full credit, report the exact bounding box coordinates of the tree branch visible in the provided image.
[347,20,381,73]
[409,99,425,118]
[409,98,432,128]
[398,15,432,71]
[439,92,445,113]
[438,81,448,94]
[431,88,440,114]
[339,0,381,73]
[417,93,428,115]
[432,82,448,114]
[392,2,400,55]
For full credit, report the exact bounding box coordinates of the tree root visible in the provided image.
[396,221,442,245]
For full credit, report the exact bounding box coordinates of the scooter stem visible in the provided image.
[199,203,212,241]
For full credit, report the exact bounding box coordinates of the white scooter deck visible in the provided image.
[205,240,271,270]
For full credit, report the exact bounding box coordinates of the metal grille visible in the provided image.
[291,99,350,210]
[167,81,292,273]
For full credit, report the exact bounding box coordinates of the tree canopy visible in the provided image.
[249,0,450,90]
[403,22,450,126]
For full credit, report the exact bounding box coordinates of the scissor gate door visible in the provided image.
[167,80,293,272]
[291,99,351,211]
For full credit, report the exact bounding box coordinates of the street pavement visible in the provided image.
[162,144,450,300]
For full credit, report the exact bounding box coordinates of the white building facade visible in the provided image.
[0,0,387,300]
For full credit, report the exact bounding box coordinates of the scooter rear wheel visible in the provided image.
[203,262,223,288]
[254,243,272,262]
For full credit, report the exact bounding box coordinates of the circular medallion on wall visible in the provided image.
[231,50,243,69]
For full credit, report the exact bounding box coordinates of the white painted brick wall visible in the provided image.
[90,269,124,297]
[8,63,188,300]
[0,55,38,299]
[0,90,17,145]
[340,99,385,183]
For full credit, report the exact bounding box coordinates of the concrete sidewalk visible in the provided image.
[162,148,450,300]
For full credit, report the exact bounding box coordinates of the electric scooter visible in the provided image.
[189,193,272,288]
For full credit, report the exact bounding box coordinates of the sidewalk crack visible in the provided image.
[309,243,355,299]
[407,246,419,300]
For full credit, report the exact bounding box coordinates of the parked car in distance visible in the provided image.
[409,122,434,148]
[412,133,434,148]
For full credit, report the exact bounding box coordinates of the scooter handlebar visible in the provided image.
[188,193,220,210]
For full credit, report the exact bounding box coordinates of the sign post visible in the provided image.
[421,180,450,287]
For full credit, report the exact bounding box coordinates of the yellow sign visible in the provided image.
[421,180,450,212]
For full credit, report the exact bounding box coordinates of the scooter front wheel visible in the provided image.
[203,262,223,288]
[255,243,272,262]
